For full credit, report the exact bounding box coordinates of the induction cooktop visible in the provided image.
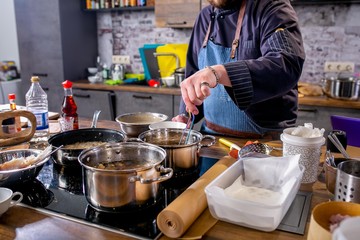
[10,156,219,240]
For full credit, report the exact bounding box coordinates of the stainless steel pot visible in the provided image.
[138,129,216,177]
[78,142,173,212]
[174,67,185,86]
[322,77,360,100]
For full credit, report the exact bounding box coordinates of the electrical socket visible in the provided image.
[324,61,355,73]
[112,55,131,65]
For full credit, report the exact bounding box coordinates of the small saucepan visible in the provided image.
[138,128,216,178]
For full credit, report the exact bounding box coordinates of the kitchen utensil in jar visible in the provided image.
[326,130,347,153]
[335,160,360,203]
[328,133,350,159]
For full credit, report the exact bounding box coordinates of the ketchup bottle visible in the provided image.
[61,80,79,130]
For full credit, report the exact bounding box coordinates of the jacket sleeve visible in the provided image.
[224,1,305,110]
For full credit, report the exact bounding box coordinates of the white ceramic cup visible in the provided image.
[0,187,23,216]
[281,127,325,184]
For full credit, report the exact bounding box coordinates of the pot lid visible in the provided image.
[174,67,185,73]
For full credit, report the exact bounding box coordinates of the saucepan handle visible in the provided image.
[198,135,216,149]
[129,165,173,184]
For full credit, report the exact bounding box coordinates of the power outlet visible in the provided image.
[112,55,131,65]
[324,61,355,73]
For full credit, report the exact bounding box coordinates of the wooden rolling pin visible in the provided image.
[157,156,235,238]
[0,110,36,147]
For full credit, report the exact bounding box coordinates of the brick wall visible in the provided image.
[97,4,360,84]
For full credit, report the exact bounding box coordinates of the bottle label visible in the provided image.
[34,112,49,130]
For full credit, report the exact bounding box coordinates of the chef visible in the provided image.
[172,0,305,140]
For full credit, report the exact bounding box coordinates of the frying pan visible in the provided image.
[48,110,126,167]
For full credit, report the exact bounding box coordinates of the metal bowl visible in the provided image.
[0,149,50,187]
[115,112,168,137]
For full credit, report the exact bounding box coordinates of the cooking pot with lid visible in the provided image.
[322,77,360,100]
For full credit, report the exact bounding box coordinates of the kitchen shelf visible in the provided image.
[83,6,154,12]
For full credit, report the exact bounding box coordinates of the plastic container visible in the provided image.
[281,127,325,183]
[204,159,303,232]
[25,76,49,136]
[61,80,78,130]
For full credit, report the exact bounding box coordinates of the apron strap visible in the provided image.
[230,0,246,59]
[202,14,213,48]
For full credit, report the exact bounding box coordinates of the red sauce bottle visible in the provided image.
[61,80,79,130]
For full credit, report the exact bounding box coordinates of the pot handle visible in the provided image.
[91,110,101,128]
[198,135,216,149]
[129,165,173,184]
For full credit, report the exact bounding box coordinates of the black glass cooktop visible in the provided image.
[9,156,219,240]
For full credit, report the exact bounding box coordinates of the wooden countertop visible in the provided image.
[72,80,360,109]
[0,119,359,240]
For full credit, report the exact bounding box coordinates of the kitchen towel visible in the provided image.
[157,156,235,238]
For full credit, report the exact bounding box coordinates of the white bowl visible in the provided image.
[88,67,98,75]
[161,76,176,87]
[88,76,98,83]
[149,121,186,130]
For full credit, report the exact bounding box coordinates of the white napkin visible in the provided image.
[332,217,360,240]
[241,154,302,191]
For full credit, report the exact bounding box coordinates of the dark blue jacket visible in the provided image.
[181,0,305,129]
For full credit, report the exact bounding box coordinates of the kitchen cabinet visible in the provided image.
[296,105,360,136]
[14,0,97,112]
[115,91,175,119]
[73,89,115,121]
[155,0,209,28]
[155,0,201,28]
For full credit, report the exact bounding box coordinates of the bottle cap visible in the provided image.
[62,80,73,88]
[8,93,16,100]
[31,76,40,82]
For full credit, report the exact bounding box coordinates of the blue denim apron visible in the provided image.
[199,0,270,136]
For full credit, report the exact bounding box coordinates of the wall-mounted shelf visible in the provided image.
[83,6,154,12]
